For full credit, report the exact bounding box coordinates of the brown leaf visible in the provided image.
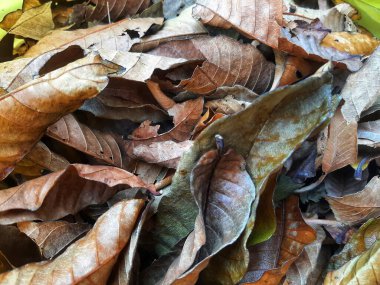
[80,0,150,22]
[8,2,54,40]
[327,176,380,225]
[240,196,317,284]
[0,164,155,224]
[0,199,145,284]
[0,53,118,180]
[144,148,255,285]
[131,140,193,169]
[150,35,274,95]
[192,0,283,48]
[80,78,168,123]
[25,17,163,57]
[47,114,125,168]
[18,221,91,259]
[131,7,208,52]
[279,56,321,86]
[322,107,358,174]
[192,108,224,139]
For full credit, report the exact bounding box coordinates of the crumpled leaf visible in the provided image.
[321,32,379,56]
[18,221,91,259]
[341,46,380,122]
[25,17,163,57]
[7,2,54,40]
[328,217,380,271]
[322,107,358,174]
[47,114,125,168]
[285,226,328,285]
[0,164,154,224]
[131,6,207,52]
[0,53,118,180]
[144,148,255,285]
[240,196,316,284]
[279,20,363,71]
[327,175,380,225]
[153,67,335,257]
[192,0,283,48]
[0,199,145,285]
[324,230,380,284]
[79,0,150,22]
[150,35,275,95]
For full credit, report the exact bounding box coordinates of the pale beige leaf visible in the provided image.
[0,164,154,224]
[18,221,91,259]
[0,53,118,180]
[322,107,358,173]
[0,199,145,285]
[192,0,283,48]
[8,2,54,40]
[25,17,163,57]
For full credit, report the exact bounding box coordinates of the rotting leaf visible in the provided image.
[0,164,155,225]
[18,221,91,259]
[0,199,145,284]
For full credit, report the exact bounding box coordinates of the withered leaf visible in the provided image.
[240,196,316,284]
[153,67,335,257]
[341,47,380,122]
[192,0,282,48]
[25,17,163,57]
[327,176,380,225]
[0,164,154,224]
[0,53,118,180]
[18,221,91,259]
[0,199,145,284]
[47,114,125,168]
[358,120,380,148]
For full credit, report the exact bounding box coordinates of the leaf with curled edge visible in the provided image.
[47,114,125,168]
[148,35,274,95]
[341,47,380,122]
[25,17,163,57]
[153,67,335,257]
[0,164,155,225]
[324,239,380,284]
[326,176,380,225]
[240,196,316,285]
[328,217,380,271]
[192,0,283,48]
[279,20,363,72]
[131,6,208,52]
[322,107,358,174]
[78,0,150,22]
[0,199,145,285]
[14,142,70,177]
[0,53,119,180]
[143,148,255,285]
[17,221,91,259]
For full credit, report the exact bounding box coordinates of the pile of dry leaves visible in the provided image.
[0,0,379,284]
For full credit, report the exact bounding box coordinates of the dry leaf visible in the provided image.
[192,108,224,138]
[0,53,118,180]
[192,0,283,48]
[150,35,274,95]
[0,199,145,285]
[322,107,358,174]
[358,120,380,148]
[240,196,317,284]
[131,6,207,52]
[324,167,368,197]
[327,176,380,225]
[25,17,163,57]
[279,56,321,86]
[321,32,379,56]
[8,2,54,40]
[0,164,154,224]
[18,221,91,259]
[341,46,380,122]
[47,114,125,168]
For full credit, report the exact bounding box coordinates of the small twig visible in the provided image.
[305,218,344,227]
[155,175,173,191]
[106,2,111,24]
[283,12,314,20]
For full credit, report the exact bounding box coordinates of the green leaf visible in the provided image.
[345,0,380,38]
[0,0,23,41]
